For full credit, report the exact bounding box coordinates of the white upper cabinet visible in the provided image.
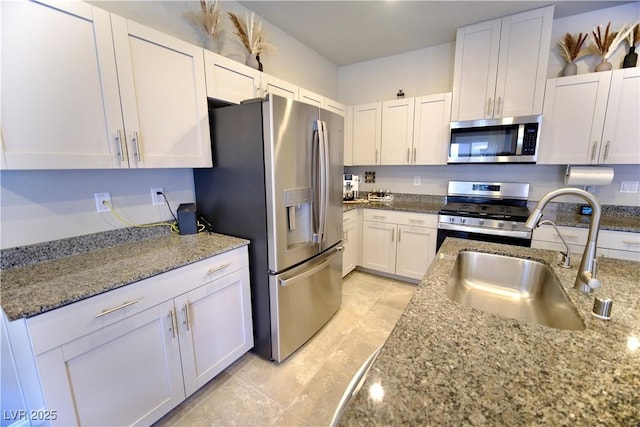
[600,68,640,164]
[260,73,298,100]
[352,103,382,165]
[204,51,260,104]
[451,6,553,121]
[412,93,452,165]
[1,1,123,169]
[299,88,324,107]
[324,98,346,117]
[344,106,354,166]
[539,68,639,165]
[380,98,415,165]
[1,1,211,170]
[111,16,211,168]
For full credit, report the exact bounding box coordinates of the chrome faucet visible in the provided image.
[538,220,571,268]
[525,188,602,293]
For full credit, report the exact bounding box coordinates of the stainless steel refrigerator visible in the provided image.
[194,94,344,362]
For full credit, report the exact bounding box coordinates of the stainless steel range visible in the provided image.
[436,181,532,251]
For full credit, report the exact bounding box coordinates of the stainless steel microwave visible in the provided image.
[448,115,541,164]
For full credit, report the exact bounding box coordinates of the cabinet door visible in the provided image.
[204,51,260,104]
[413,93,452,165]
[1,1,124,169]
[396,225,436,280]
[299,88,324,107]
[352,103,382,165]
[361,221,396,274]
[325,98,346,117]
[600,68,640,164]
[35,300,184,426]
[177,268,253,397]
[111,16,212,168]
[344,106,354,166]
[538,72,611,165]
[451,19,501,121]
[342,211,362,277]
[494,6,553,118]
[261,73,298,100]
[381,98,415,165]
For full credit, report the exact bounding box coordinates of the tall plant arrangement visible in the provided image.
[623,21,639,68]
[185,0,223,51]
[558,32,589,76]
[228,12,273,69]
[588,22,632,71]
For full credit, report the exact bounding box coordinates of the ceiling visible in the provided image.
[238,1,635,66]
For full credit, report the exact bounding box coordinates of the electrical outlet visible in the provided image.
[619,181,639,193]
[94,192,111,212]
[413,176,421,186]
[151,187,165,205]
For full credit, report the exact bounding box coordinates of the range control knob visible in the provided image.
[460,218,466,224]
[478,219,485,226]
[449,217,455,223]
[498,221,504,228]
[511,222,517,229]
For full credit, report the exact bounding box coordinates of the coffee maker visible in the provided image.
[343,174,359,201]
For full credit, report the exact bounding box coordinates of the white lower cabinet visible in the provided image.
[361,210,437,281]
[342,209,362,277]
[532,225,640,262]
[13,247,252,426]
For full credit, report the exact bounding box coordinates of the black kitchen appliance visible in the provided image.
[437,181,532,250]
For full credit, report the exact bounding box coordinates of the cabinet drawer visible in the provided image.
[343,209,360,225]
[363,209,436,228]
[598,230,640,253]
[532,224,588,245]
[27,247,248,355]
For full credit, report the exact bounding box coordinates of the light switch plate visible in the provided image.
[619,181,639,193]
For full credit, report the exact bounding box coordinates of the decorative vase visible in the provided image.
[595,59,612,72]
[622,46,638,68]
[561,62,577,77]
[204,37,219,53]
[245,53,259,70]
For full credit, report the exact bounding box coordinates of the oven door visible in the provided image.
[436,227,532,252]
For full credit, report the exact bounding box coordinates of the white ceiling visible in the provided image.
[237,1,635,66]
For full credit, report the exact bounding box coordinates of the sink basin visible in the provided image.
[447,251,585,331]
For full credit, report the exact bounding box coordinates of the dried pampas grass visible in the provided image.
[588,22,633,60]
[558,32,589,63]
[185,0,222,39]
[626,21,640,47]
[228,12,273,55]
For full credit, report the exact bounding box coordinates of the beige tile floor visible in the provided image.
[154,271,417,427]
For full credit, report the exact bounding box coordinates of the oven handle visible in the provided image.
[437,222,531,239]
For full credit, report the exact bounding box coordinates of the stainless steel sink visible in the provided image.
[447,251,585,331]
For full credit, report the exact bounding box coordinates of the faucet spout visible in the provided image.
[525,188,602,293]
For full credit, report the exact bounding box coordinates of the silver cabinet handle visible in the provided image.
[115,129,126,162]
[391,228,395,242]
[207,262,231,275]
[95,299,140,318]
[375,149,379,163]
[495,97,502,117]
[398,228,402,242]
[168,308,177,338]
[622,240,640,245]
[408,219,425,224]
[487,98,493,117]
[345,229,349,243]
[603,140,610,161]
[132,131,142,163]
[372,215,387,220]
[182,303,191,331]
[413,147,417,163]
[406,148,410,163]
[591,141,598,161]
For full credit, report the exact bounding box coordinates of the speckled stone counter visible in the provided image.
[340,238,640,426]
[1,232,249,321]
[343,196,640,233]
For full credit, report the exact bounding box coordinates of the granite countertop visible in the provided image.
[1,232,249,321]
[340,238,640,425]
[343,198,640,233]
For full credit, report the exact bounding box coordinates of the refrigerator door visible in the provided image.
[264,95,324,272]
[269,244,343,362]
[320,108,345,252]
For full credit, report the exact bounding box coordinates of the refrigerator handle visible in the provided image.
[278,246,343,287]
[312,120,327,244]
[320,120,330,244]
